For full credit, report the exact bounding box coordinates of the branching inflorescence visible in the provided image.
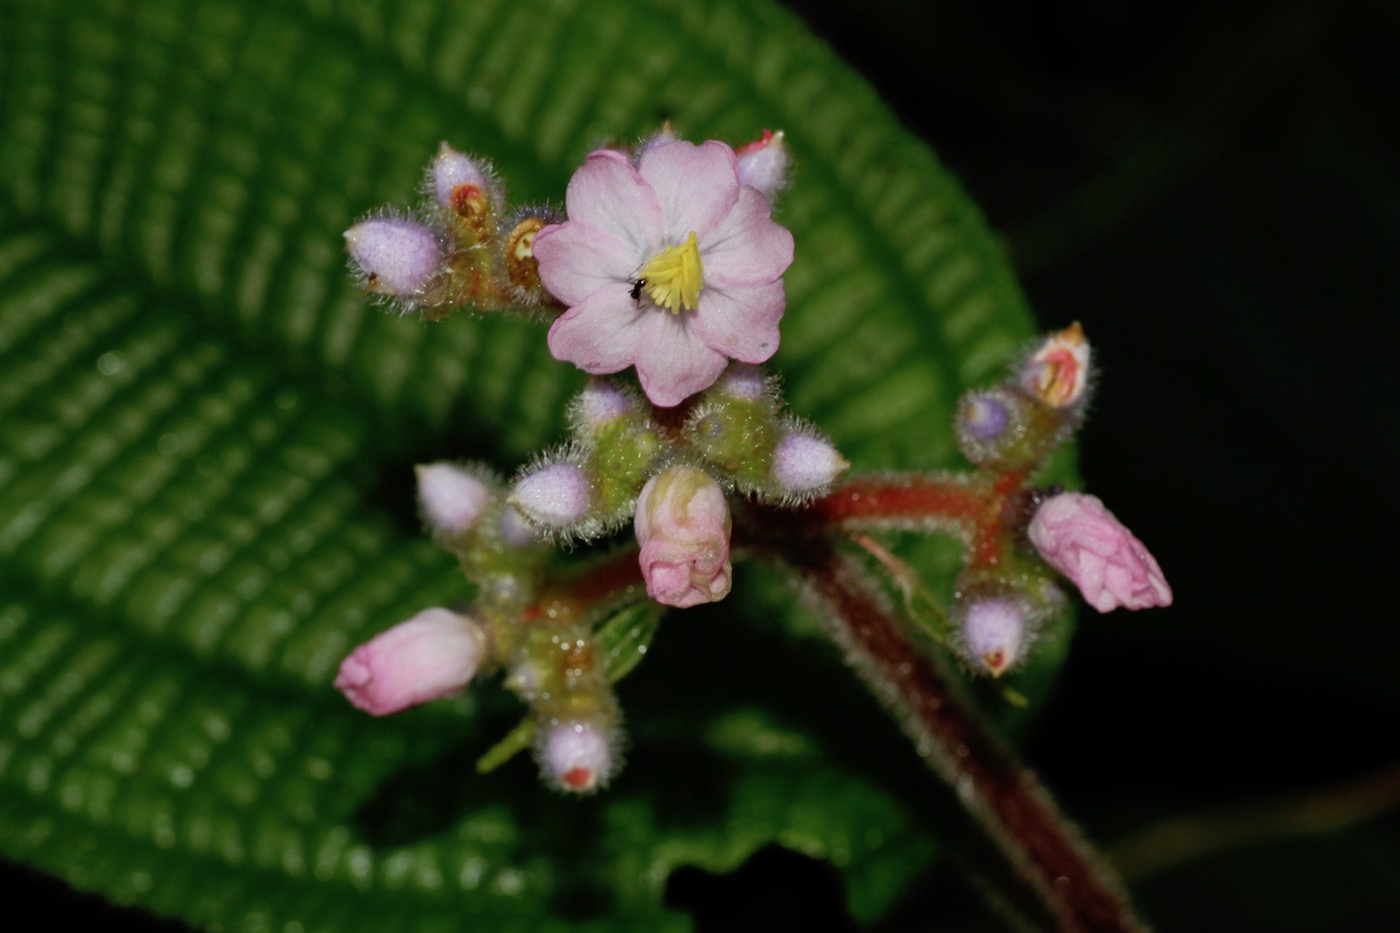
[334,125,1171,929]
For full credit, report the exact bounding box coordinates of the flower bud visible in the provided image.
[1027,492,1172,612]
[712,363,770,401]
[958,598,1027,677]
[334,608,487,716]
[954,387,1034,466]
[344,217,443,301]
[415,462,492,538]
[430,141,494,220]
[634,121,680,163]
[509,462,593,530]
[571,379,639,432]
[540,720,616,793]
[772,431,849,496]
[1021,322,1091,409]
[736,129,791,201]
[634,466,732,608]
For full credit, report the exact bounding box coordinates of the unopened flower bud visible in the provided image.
[540,720,616,793]
[334,608,487,716]
[634,121,680,163]
[1021,322,1091,409]
[510,462,593,529]
[634,466,732,608]
[344,217,443,301]
[430,142,494,219]
[958,598,1027,678]
[712,363,770,401]
[954,387,1034,466]
[573,379,638,430]
[772,432,848,495]
[415,462,491,537]
[736,129,791,201]
[1028,492,1172,612]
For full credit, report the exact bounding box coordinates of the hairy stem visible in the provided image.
[753,515,1144,932]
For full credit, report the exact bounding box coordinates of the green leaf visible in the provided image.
[0,0,1058,929]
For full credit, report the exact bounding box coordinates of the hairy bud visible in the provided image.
[335,608,487,716]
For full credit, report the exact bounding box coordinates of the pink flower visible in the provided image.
[1027,492,1173,612]
[634,466,732,608]
[533,139,795,407]
[334,607,487,715]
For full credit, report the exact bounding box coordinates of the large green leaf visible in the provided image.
[0,0,1052,927]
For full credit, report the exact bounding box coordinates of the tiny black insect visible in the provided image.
[628,277,647,302]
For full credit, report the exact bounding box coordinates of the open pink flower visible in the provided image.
[533,139,794,407]
[1028,492,1172,612]
[634,466,732,608]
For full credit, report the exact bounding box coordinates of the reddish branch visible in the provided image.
[741,496,1145,933]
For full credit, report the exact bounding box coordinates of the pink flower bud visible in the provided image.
[772,432,849,495]
[415,462,491,537]
[1021,322,1091,409]
[634,466,732,608]
[633,121,680,163]
[334,608,487,716]
[509,462,593,529]
[344,217,443,300]
[430,141,492,216]
[712,363,769,401]
[1027,492,1172,612]
[736,129,791,201]
[540,720,616,793]
[958,598,1027,677]
[573,379,637,429]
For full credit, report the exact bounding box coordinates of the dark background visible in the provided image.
[5,0,1398,929]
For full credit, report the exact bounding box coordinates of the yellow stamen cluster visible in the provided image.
[639,231,704,313]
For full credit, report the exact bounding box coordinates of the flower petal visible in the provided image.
[565,149,664,257]
[689,281,785,363]
[547,286,647,375]
[633,311,729,406]
[639,140,741,243]
[700,186,795,288]
[533,220,638,306]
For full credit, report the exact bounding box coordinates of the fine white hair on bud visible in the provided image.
[1020,321,1092,410]
[429,141,493,213]
[509,462,594,531]
[957,598,1028,678]
[735,129,791,201]
[570,378,640,434]
[343,216,443,304]
[712,362,773,402]
[540,719,617,794]
[415,462,493,538]
[772,431,849,497]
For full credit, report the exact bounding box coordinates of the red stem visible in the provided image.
[523,546,645,626]
[747,512,1145,932]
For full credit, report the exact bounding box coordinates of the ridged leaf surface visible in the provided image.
[0,0,1056,928]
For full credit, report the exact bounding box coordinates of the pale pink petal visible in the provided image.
[633,311,729,407]
[699,187,794,287]
[689,281,784,363]
[533,220,639,306]
[1028,492,1172,612]
[565,150,664,257]
[638,140,741,243]
[547,286,648,375]
[634,466,732,608]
